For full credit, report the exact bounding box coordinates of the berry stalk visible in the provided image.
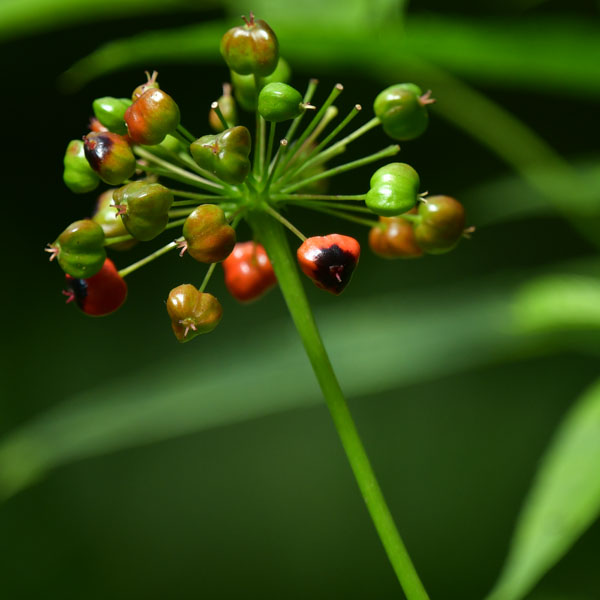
[247,209,430,600]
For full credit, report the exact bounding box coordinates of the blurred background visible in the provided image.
[1,0,599,598]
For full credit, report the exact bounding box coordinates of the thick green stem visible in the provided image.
[247,210,429,600]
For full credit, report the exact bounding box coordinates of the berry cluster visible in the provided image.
[48,13,471,342]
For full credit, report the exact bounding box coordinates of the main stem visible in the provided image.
[247,209,429,600]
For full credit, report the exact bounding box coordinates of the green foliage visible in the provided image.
[486,376,600,600]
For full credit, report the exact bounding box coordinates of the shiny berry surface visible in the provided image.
[222,241,277,302]
[297,234,360,295]
[65,258,127,316]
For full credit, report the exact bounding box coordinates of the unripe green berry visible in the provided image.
[63,140,100,194]
[209,84,238,132]
[166,284,223,342]
[52,219,106,278]
[190,126,251,185]
[374,83,431,141]
[365,162,420,216]
[182,205,236,263]
[231,57,291,111]
[414,195,466,254]
[92,189,137,251]
[220,14,279,77]
[83,132,136,185]
[113,181,173,241]
[258,82,305,122]
[92,97,132,135]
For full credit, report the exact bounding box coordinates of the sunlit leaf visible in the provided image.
[486,376,600,600]
[513,274,600,333]
[0,0,211,41]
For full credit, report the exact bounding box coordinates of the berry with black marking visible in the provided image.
[297,234,360,295]
[64,258,127,316]
[83,131,136,185]
[63,139,100,194]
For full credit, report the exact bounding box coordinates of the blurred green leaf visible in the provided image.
[60,16,600,97]
[4,257,600,503]
[0,0,210,41]
[486,375,600,600]
[0,278,523,502]
[513,274,600,333]
[465,160,600,227]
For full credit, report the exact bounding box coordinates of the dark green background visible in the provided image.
[1,1,599,598]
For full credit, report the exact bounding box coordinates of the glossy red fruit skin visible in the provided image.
[125,88,180,146]
[222,241,277,302]
[297,234,360,295]
[65,258,127,316]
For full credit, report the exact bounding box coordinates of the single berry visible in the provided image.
[113,181,173,241]
[92,189,137,251]
[297,234,360,295]
[231,56,291,111]
[220,13,279,77]
[365,162,420,216]
[373,83,433,141]
[181,205,236,263]
[369,213,423,259]
[413,195,466,254]
[209,83,238,132]
[92,97,132,135]
[50,219,106,279]
[258,82,308,122]
[64,258,127,316]
[190,126,251,185]
[125,87,180,146]
[131,70,160,101]
[83,131,136,185]
[166,284,223,342]
[222,241,277,302]
[63,139,100,194]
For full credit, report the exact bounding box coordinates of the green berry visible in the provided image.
[166,284,223,342]
[365,163,420,216]
[190,126,251,185]
[209,83,238,132]
[413,195,466,254]
[220,13,279,77]
[92,189,137,251]
[113,181,174,241]
[373,83,432,141]
[52,219,106,278]
[83,132,136,185]
[182,205,236,263]
[231,57,291,111]
[258,82,305,122]
[92,97,132,135]
[63,140,100,194]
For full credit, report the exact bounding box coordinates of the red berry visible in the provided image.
[222,241,277,302]
[64,258,127,316]
[369,213,423,259]
[297,234,360,295]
